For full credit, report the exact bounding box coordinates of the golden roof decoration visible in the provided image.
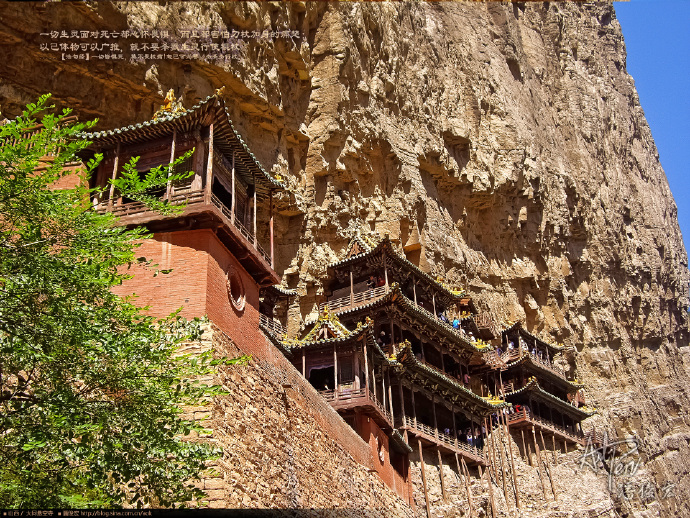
[153,88,186,120]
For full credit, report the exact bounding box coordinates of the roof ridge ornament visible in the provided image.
[152,88,186,120]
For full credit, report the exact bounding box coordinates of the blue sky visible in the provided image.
[614,0,690,257]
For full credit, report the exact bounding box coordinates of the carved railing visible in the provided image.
[259,313,284,339]
[396,415,485,461]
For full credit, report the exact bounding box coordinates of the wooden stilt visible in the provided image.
[301,349,306,378]
[460,456,475,518]
[456,453,472,517]
[532,426,548,499]
[418,439,431,518]
[552,434,558,466]
[520,428,528,463]
[505,416,520,509]
[540,430,557,500]
[437,447,447,502]
[495,412,509,504]
[479,462,495,518]
[108,142,121,208]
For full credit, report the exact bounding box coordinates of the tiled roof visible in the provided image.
[330,236,466,301]
[503,353,583,391]
[397,342,508,411]
[80,91,284,200]
[335,283,491,355]
[504,377,595,420]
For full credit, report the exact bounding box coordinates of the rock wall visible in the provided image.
[1,2,688,516]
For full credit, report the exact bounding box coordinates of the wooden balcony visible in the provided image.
[97,189,278,286]
[396,415,486,465]
[319,386,393,430]
[506,408,584,445]
[501,349,569,382]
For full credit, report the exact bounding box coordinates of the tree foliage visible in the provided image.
[0,95,242,508]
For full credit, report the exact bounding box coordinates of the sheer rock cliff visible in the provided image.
[0,2,688,516]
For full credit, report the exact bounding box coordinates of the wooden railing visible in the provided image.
[507,408,583,444]
[0,116,78,156]
[319,386,392,425]
[396,415,485,461]
[319,285,388,313]
[259,313,284,339]
[474,312,499,337]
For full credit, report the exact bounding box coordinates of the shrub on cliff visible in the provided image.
[0,95,238,508]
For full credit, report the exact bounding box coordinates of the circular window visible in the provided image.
[226,266,246,311]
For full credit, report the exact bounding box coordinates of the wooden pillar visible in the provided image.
[413,280,417,305]
[432,395,438,439]
[418,439,431,518]
[386,367,394,422]
[205,124,214,204]
[399,382,406,428]
[411,386,417,428]
[354,351,360,390]
[269,189,274,268]
[363,341,370,396]
[301,349,306,378]
[383,250,389,288]
[252,174,257,246]
[230,149,235,223]
[381,365,388,414]
[166,128,177,200]
[432,292,437,318]
[108,142,121,208]
[451,405,457,447]
[333,343,338,395]
[437,447,447,502]
[389,321,395,351]
[440,346,446,373]
[552,434,558,465]
[349,269,354,306]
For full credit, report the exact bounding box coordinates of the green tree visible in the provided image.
[0,95,239,508]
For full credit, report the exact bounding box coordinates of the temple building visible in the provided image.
[497,322,597,451]
[81,90,285,356]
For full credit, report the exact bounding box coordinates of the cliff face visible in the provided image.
[1,2,688,516]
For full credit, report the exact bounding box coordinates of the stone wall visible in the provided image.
[187,323,415,515]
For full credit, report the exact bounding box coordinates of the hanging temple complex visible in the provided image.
[51,91,609,513]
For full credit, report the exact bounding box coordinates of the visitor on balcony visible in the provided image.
[468,331,476,342]
[376,276,385,287]
[439,311,448,323]
[466,430,473,446]
[452,316,460,329]
[475,432,483,450]
[508,340,515,350]
[377,330,389,347]
[367,275,376,292]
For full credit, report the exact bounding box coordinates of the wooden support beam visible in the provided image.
[540,430,557,500]
[349,269,354,306]
[418,439,431,518]
[301,349,306,378]
[552,434,558,466]
[460,457,475,518]
[387,368,394,423]
[520,428,529,465]
[383,251,389,289]
[531,426,548,499]
[505,415,520,509]
[478,462,495,518]
[432,395,438,439]
[437,447,447,502]
[496,412,509,504]
[411,385,417,428]
[413,280,417,305]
